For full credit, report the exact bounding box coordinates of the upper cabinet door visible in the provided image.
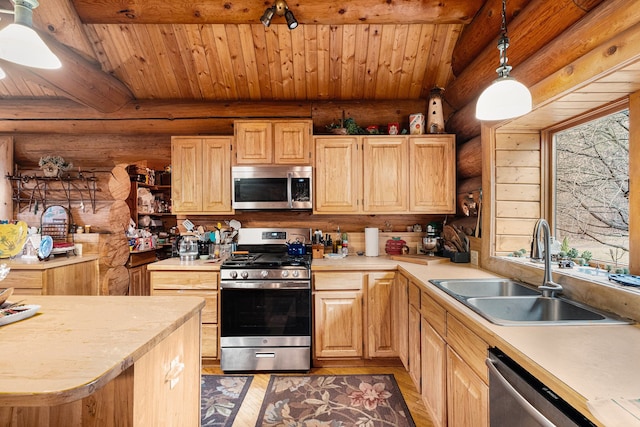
[234,121,273,164]
[171,137,202,213]
[409,135,456,213]
[202,137,233,213]
[274,121,312,165]
[362,136,408,213]
[172,136,233,214]
[314,136,361,213]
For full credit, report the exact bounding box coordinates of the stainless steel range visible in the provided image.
[220,228,312,372]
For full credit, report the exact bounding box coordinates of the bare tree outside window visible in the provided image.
[554,109,629,266]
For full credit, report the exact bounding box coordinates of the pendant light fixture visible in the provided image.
[475,0,531,121]
[0,0,62,70]
[260,0,298,30]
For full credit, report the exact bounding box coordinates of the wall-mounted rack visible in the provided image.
[6,173,100,214]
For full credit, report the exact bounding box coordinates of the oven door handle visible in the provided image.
[221,281,310,289]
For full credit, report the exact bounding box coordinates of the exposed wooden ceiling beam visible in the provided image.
[70,0,483,25]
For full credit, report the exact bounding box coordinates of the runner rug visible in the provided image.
[201,375,253,427]
[256,374,416,427]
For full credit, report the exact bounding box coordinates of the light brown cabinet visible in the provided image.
[313,136,361,213]
[408,282,422,391]
[447,347,489,427]
[313,135,455,214]
[234,120,312,165]
[409,135,456,213]
[150,270,220,360]
[171,136,233,214]
[366,272,396,358]
[313,272,364,359]
[395,272,489,427]
[393,273,409,369]
[363,136,409,213]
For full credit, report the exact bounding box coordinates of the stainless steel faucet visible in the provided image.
[531,219,563,297]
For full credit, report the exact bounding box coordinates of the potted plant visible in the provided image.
[38,156,73,177]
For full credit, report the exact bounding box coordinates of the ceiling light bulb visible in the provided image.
[285,9,298,30]
[260,6,275,27]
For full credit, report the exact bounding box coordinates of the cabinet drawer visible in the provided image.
[314,272,363,290]
[446,314,488,383]
[202,323,218,359]
[152,290,218,323]
[150,271,218,290]
[421,291,446,337]
[409,282,421,308]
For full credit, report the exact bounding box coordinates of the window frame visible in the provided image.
[542,98,630,266]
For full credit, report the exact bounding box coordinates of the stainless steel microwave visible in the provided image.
[232,165,312,210]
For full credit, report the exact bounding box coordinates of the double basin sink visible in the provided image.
[428,278,631,326]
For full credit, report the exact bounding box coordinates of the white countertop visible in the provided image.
[315,256,640,426]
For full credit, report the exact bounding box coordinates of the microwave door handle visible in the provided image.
[287,172,293,208]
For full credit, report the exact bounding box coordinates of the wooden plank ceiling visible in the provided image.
[0,0,480,106]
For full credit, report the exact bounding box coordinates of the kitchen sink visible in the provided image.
[464,296,630,325]
[429,278,540,299]
[429,278,632,326]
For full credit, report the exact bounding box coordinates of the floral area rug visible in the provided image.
[256,374,416,427]
[201,375,253,427]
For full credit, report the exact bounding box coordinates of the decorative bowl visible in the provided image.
[0,221,28,259]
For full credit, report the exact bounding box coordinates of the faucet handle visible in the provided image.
[539,281,563,298]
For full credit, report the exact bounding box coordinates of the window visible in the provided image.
[552,108,629,268]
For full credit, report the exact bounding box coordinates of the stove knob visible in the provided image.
[229,271,238,279]
[261,270,269,278]
[241,271,249,279]
[281,270,289,278]
[292,270,300,278]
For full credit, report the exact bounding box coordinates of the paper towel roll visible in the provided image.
[365,227,379,257]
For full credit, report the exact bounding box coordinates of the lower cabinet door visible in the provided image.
[421,318,447,427]
[314,291,363,358]
[447,347,489,427]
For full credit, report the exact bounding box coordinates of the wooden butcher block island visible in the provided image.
[0,295,205,427]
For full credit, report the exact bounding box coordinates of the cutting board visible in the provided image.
[390,255,450,265]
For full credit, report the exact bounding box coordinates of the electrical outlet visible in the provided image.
[470,250,479,265]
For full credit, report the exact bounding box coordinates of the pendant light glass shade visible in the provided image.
[0,67,6,79]
[0,0,61,70]
[475,0,531,121]
[476,76,532,121]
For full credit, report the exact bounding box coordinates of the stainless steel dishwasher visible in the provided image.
[487,348,597,426]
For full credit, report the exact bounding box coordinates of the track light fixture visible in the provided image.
[0,0,62,72]
[475,0,531,121]
[261,0,298,30]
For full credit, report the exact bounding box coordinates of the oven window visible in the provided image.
[221,289,311,337]
[234,178,288,202]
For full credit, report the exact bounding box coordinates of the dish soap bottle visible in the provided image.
[341,232,349,256]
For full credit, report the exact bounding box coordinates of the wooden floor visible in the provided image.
[202,365,435,426]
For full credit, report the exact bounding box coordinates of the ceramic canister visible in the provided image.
[409,113,425,135]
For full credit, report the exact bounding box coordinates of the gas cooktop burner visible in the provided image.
[222,252,311,269]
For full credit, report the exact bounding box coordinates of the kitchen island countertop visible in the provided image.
[0,295,204,408]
